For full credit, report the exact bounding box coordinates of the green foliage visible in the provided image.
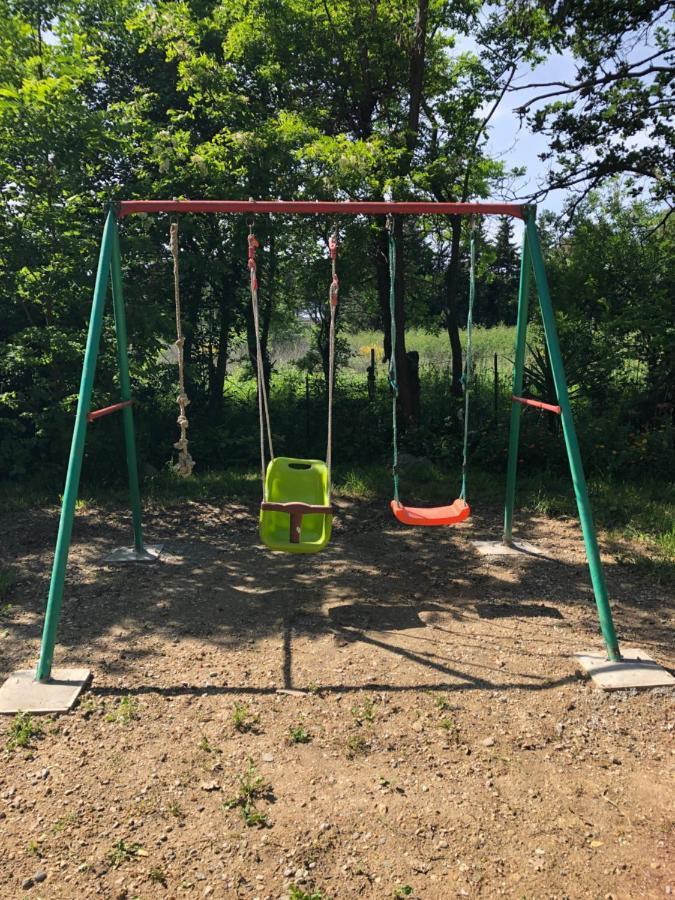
[289,887,325,900]
[106,695,139,726]
[223,758,272,828]
[288,724,311,744]
[0,2,670,500]
[107,839,145,867]
[6,712,42,751]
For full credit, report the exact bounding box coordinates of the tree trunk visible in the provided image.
[393,216,419,422]
[375,223,391,361]
[246,231,275,393]
[444,215,464,397]
[209,279,232,411]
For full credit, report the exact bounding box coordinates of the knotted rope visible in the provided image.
[170,221,195,477]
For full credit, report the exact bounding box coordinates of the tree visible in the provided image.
[494,1,675,220]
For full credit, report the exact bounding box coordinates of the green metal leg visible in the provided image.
[111,222,145,554]
[36,211,115,682]
[526,215,621,662]
[503,230,531,543]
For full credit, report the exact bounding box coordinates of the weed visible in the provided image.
[79,698,100,718]
[346,734,369,758]
[289,724,311,744]
[198,735,220,753]
[307,681,321,696]
[393,886,413,898]
[106,695,139,726]
[0,603,12,619]
[108,839,145,867]
[27,840,43,858]
[224,758,271,828]
[350,696,375,724]
[168,801,184,819]
[434,694,452,711]
[52,813,78,833]
[289,887,325,900]
[148,866,168,887]
[232,702,259,733]
[6,711,42,751]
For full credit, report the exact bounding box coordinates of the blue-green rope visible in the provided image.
[460,224,476,501]
[387,220,399,503]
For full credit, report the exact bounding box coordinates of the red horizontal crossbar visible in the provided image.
[87,399,133,422]
[117,200,527,219]
[512,395,561,414]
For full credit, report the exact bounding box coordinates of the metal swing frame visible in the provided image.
[8,195,661,715]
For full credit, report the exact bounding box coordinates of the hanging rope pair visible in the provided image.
[248,224,274,492]
[169,221,195,477]
[387,214,474,526]
[250,222,337,553]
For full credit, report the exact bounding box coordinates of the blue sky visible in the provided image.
[484,53,575,215]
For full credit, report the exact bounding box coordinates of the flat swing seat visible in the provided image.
[391,498,470,526]
[259,457,333,554]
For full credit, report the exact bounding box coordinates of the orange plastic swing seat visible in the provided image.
[390,498,471,526]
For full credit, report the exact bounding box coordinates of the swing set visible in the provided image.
[11,196,673,716]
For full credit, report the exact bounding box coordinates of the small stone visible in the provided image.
[319,822,330,832]
[34,871,47,884]
[261,753,274,763]
[22,878,34,890]
[482,737,495,747]
[200,781,219,792]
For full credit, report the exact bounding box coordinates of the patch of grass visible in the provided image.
[6,711,43,751]
[106,695,139,726]
[289,724,311,744]
[350,696,375,724]
[52,812,78,833]
[107,839,146,867]
[393,886,414,898]
[148,866,168,887]
[168,801,184,819]
[198,735,221,754]
[27,839,43,858]
[434,694,453,712]
[289,887,325,900]
[231,702,260,733]
[345,733,370,758]
[223,758,272,828]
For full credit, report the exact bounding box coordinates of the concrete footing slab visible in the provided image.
[0,668,91,714]
[103,544,163,564]
[575,648,675,691]
[472,539,550,559]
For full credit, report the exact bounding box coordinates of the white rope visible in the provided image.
[248,230,274,497]
[170,221,195,477]
[326,233,339,498]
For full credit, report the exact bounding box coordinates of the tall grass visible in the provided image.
[347,325,518,372]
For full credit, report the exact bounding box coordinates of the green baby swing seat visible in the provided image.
[248,228,339,554]
[259,457,333,553]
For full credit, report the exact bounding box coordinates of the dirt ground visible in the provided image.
[1,497,673,900]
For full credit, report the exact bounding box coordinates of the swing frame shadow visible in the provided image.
[2,197,643,714]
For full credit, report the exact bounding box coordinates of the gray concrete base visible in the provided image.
[0,668,91,714]
[103,543,163,564]
[575,648,675,691]
[472,539,549,558]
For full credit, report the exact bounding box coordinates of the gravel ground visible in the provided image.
[1,498,673,899]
